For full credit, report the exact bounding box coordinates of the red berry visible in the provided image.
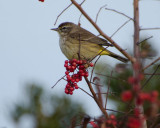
[90,63,94,67]
[75,86,79,89]
[66,84,70,88]
[39,0,44,2]
[110,114,116,120]
[72,62,77,66]
[70,69,74,72]
[79,65,84,69]
[65,71,69,75]
[65,60,68,63]
[85,72,89,77]
[67,75,71,81]
[65,89,69,94]
[71,66,76,70]
[79,60,83,65]
[75,79,79,82]
[128,76,137,84]
[64,64,68,67]
[121,91,133,102]
[70,87,74,91]
[72,59,77,62]
[69,60,72,64]
[71,79,75,83]
[67,66,71,70]
[69,91,73,95]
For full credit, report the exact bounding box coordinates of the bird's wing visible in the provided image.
[69,28,113,47]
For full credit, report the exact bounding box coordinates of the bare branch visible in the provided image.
[111,19,131,38]
[105,71,113,109]
[140,27,160,31]
[141,64,160,89]
[54,3,72,25]
[51,75,66,88]
[144,73,160,75]
[105,7,134,21]
[95,4,107,23]
[79,87,94,98]
[137,36,153,45]
[96,73,127,83]
[70,0,134,63]
[142,57,160,71]
[84,76,109,119]
[90,55,101,82]
[105,108,127,114]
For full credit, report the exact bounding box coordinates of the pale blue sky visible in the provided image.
[0,0,160,127]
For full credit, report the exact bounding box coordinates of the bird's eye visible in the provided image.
[62,26,67,30]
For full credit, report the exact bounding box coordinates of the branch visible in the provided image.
[141,64,160,89]
[105,71,113,109]
[54,3,72,25]
[79,87,94,98]
[142,57,160,71]
[105,7,134,21]
[111,19,131,38]
[137,36,153,45]
[140,27,160,31]
[70,0,134,63]
[95,4,107,23]
[96,73,127,83]
[84,77,109,118]
[51,75,66,88]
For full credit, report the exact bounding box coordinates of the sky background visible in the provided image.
[0,0,160,128]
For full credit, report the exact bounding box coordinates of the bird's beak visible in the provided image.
[51,28,58,31]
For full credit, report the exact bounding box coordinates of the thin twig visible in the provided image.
[90,82,103,87]
[96,73,127,83]
[105,108,127,114]
[105,71,113,109]
[90,55,101,82]
[144,73,160,75]
[78,13,83,26]
[137,36,153,45]
[80,0,86,6]
[81,116,90,128]
[54,3,72,25]
[71,0,134,63]
[51,75,66,88]
[111,19,131,38]
[105,7,134,21]
[140,27,160,31]
[84,76,109,118]
[79,87,94,98]
[141,64,160,89]
[142,57,160,71]
[95,4,107,23]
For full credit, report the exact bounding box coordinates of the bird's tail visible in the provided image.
[100,50,128,63]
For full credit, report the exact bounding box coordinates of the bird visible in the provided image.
[51,22,128,63]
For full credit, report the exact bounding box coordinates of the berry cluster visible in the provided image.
[64,59,94,95]
[106,114,117,127]
[89,114,117,128]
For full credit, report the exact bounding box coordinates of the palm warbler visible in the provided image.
[51,22,128,63]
